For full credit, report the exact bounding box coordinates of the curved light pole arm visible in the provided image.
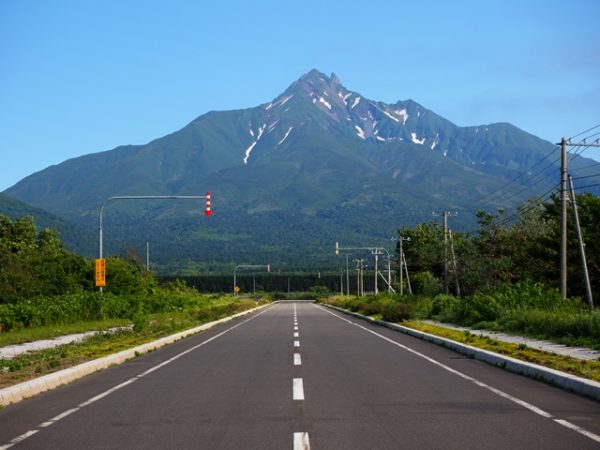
[98,194,210,292]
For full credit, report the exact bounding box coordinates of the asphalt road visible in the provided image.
[1,301,599,449]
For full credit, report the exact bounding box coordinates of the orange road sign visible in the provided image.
[95,258,106,287]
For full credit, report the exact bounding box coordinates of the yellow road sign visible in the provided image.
[95,258,106,287]
[234,286,240,293]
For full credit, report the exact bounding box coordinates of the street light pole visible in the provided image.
[98,194,211,292]
[233,264,270,296]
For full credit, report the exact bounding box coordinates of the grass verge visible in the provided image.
[0,319,131,347]
[404,320,600,383]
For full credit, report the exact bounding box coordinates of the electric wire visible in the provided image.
[457,146,560,209]
[573,182,600,190]
[568,123,600,140]
[457,152,561,214]
[572,173,600,181]
[461,183,560,234]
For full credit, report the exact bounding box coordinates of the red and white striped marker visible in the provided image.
[205,192,212,217]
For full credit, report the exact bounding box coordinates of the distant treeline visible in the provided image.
[159,273,374,295]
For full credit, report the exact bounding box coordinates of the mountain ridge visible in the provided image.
[4,69,599,271]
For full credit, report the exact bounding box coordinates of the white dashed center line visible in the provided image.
[293,378,305,400]
[294,432,310,449]
[294,353,302,365]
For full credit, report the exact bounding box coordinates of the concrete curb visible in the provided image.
[324,304,600,403]
[0,303,271,407]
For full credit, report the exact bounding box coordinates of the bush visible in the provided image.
[412,272,444,296]
[453,293,501,325]
[381,301,412,322]
[430,294,459,320]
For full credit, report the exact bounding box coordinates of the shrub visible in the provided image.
[412,271,444,296]
[381,301,412,323]
[430,294,459,320]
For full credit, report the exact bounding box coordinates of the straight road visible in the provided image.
[1,302,599,449]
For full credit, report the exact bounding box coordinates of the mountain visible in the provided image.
[5,70,600,272]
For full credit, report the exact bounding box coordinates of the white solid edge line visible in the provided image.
[554,419,600,444]
[293,378,305,400]
[0,429,39,450]
[294,353,302,365]
[315,304,600,444]
[0,305,275,450]
[294,432,310,450]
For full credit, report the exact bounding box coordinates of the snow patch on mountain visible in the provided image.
[319,97,332,110]
[382,110,400,123]
[355,125,366,140]
[278,126,293,145]
[351,97,361,109]
[411,132,425,145]
[395,109,409,125]
[266,94,294,110]
[339,92,352,105]
[243,124,266,164]
[431,134,440,150]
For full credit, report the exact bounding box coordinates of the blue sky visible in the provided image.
[1,0,599,191]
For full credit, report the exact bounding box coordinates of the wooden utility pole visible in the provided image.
[434,211,457,294]
[560,138,568,300]
[558,137,600,300]
[568,175,594,310]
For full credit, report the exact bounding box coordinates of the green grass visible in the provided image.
[0,319,130,347]
[403,321,600,382]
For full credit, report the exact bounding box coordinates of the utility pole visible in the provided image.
[354,259,361,296]
[337,243,392,294]
[449,230,461,297]
[568,175,594,310]
[434,211,457,294]
[397,237,410,295]
[557,137,600,300]
[560,138,568,300]
[355,258,366,296]
[345,253,352,297]
[443,212,449,294]
[402,251,412,294]
[145,241,150,272]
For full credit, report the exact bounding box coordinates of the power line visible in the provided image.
[462,183,559,234]
[569,123,600,140]
[459,147,560,209]
[457,154,561,214]
[573,182,600,190]
[572,173,600,181]
[570,161,600,172]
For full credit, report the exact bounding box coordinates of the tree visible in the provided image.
[0,215,89,302]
